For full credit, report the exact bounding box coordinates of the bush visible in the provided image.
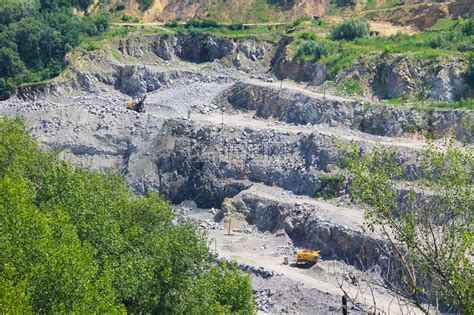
[186,18,219,28]
[165,20,179,28]
[115,2,127,11]
[314,174,345,200]
[228,22,244,31]
[290,16,313,27]
[461,17,474,36]
[295,40,329,61]
[331,18,370,40]
[0,118,256,313]
[139,0,154,11]
[301,32,316,40]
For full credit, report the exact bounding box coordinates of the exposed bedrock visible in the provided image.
[221,82,474,142]
[14,33,473,104]
[115,34,275,73]
[221,184,385,269]
[136,117,422,209]
[150,118,330,207]
[271,37,328,85]
[340,52,474,101]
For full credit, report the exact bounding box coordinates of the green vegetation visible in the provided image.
[155,21,285,42]
[344,140,473,313]
[121,14,140,23]
[114,2,127,11]
[0,117,255,313]
[342,78,363,95]
[295,39,329,62]
[288,16,474,105]
[314,173,345,200]
[331,18,370,41]
[0,0,110,100]
[139,0,155,11]
[420,98,474,110]
[465,54,474,88]
[187,18,220,28]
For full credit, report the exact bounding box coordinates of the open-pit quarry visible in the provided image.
[2,32,472,314]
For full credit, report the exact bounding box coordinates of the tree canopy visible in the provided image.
[0,117,256,313]
[331,18,370,41]
[344,140,473,313]
[0,0,109,100]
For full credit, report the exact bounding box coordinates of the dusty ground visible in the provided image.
[177,197,423,314]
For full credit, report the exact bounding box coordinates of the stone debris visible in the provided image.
[198,219,224,230]
[254,288,274,312]
[218,258,281,279]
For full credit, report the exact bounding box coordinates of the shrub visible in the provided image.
[228,22,244,31]
[461,17,474,36]
[331,18,370,40]
[301,32,316,40]
[186,18,219,28]
[314,174,345,200]
[165,20,179,28]
[295,40,329,61]
[139,0,154,11]
[290,16,313,27]
[115,2,127,11]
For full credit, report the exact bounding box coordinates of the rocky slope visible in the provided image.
[115,0,330,22]
[107,0,473,27]
[2,32,472,313]
[272,38,473,102]
[17,33,473,104]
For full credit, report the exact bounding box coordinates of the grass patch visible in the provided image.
[110,49,123,62]
[342,78,363,95]
[411,98,474,110]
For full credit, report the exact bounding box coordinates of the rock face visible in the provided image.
[221,184,385,268]
[148,118,335,207]
[117,34,276,73]
[340,52,473,101]
[272,38,328,85]
[14,33,473,105]
[222,82,474,141]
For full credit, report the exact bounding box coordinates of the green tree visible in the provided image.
[139,0,154,11]
[0,117,256,313]
[345,140,473,313]
[461,17,474,36]
[0,1,110,100]
[0,0,38,25]
[331,18,369,40]
[0,48,25,77]
[295,40,329,62]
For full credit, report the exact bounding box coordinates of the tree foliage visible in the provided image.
[139,0,155,11]
[331,18,369,40]
[295,39,329,62]
[0,117,256,313]
[345,140,473,313]
[0,0,110,100]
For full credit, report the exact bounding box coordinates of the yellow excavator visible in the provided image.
[296,249,320,265]
[126,94,147,113]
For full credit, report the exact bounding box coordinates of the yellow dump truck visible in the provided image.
[296,249,320,265]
